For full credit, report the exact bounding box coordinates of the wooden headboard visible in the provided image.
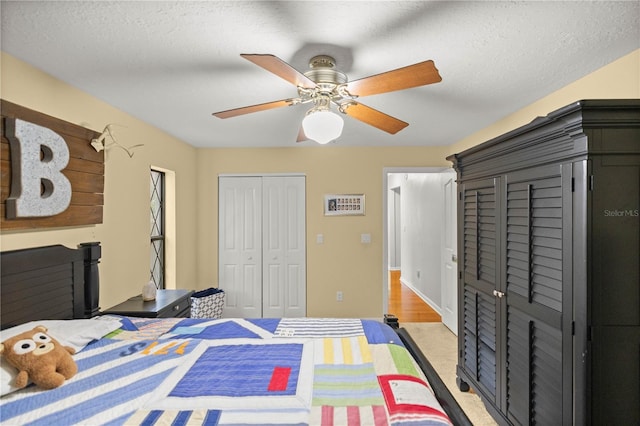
[0,242,101,329]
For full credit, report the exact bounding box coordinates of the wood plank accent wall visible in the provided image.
[0,100,104,230]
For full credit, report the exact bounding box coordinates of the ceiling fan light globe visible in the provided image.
[302,110,344,144]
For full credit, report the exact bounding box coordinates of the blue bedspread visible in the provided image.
[1,318,452,426]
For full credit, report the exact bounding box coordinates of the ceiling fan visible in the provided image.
[212,54,442,144]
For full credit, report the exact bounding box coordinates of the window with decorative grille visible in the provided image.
[150,169,165,289]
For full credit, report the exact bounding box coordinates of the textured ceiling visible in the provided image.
[1,1,638,148]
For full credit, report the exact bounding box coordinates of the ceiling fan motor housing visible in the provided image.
[304,55,347,85]
[301,55,350,108]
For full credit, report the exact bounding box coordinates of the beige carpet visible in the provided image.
[402,322,498,426]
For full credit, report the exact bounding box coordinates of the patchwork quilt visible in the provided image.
[1,317,452,426]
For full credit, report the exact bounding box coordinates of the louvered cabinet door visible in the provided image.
[503,164,572,425]
[458,177,501,402]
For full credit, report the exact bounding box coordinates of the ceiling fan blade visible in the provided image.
[241,54,316,89]
[342,102,409,134]
[213,98,298,119]
[296,126,309,143]
[345,60,442,97]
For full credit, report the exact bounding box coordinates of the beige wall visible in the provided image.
[0,52,198,310]
[195,146,451,318]
[2,48,638,318]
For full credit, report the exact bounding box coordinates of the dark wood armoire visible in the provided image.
[447,99,640,425]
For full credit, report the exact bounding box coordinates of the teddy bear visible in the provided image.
[0,325,77,390]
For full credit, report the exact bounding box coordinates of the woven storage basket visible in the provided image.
[190,288,225,318]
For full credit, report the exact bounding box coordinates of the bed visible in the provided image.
[0,243,470,426]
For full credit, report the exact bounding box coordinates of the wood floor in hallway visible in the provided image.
[388,270,441,323]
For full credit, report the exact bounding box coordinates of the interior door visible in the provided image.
[441,174,457,333]
[218,177,262,317]
[262,176,306,317]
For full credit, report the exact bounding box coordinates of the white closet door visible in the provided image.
[218,177,262,318]
[262,176,306,317]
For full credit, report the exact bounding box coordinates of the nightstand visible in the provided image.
[103,289,194,318]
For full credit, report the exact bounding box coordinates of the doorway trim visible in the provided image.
[381,167,452,317]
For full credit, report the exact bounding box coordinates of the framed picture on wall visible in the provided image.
[324,194,365,216]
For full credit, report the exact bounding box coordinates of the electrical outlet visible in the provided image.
[337,291,343,302]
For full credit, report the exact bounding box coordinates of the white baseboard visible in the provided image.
[399,277,442,315]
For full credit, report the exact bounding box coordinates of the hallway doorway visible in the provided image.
[383,167,457,330]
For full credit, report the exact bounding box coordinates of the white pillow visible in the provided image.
[0,318,122,396]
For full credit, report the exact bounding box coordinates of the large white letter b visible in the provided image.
[6,119,72,218]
